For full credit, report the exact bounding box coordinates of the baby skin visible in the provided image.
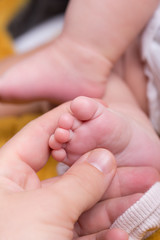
[0,0,158,102]
[49,94,160,171]
[0,98,159,238]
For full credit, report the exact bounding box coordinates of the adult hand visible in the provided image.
[0,148,128,240]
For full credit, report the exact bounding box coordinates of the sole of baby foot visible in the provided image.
[49,96,160,171]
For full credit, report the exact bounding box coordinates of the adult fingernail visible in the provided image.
[87,149,116,174]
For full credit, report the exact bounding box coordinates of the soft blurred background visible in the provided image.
[0,0,69,180]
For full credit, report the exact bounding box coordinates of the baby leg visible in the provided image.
[0,0,158,102]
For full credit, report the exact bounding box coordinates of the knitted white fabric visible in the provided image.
[110,182,160,240]
[141,4,160,134]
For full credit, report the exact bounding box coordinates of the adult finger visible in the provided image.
[104,166,160,199]
[0,103,70,190]
[76,193,142,235]
[76,228,128,240]
[53,148,116,222]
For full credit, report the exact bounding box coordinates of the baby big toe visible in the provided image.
[70,96,99,121]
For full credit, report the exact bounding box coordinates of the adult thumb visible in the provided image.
[56,148,116,222]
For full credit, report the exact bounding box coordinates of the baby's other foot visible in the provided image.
[0,36,110,103]
[49,96,160,170]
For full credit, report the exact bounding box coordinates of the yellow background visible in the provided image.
[0,0,159,238]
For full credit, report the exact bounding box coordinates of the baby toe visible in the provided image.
[49,134,62,150]
[58,113,74,129]
[70,96,100,121]
[51,149,67,162]
[54,128,71,143]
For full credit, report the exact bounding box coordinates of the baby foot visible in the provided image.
[49,96,160,170]
[0,97,158,197]
[0,36,110,102]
